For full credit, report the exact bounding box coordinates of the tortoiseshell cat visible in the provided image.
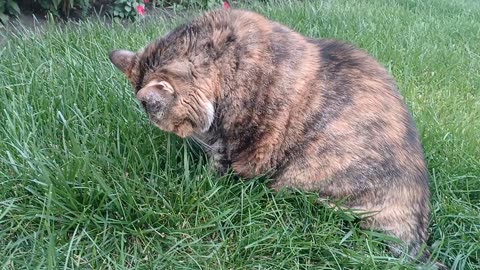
[109,9,446,269]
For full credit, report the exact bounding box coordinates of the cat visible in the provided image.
[108,8,447,269]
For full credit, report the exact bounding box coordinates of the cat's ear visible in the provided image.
[109,49,135,75]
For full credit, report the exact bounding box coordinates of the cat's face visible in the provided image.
[108,35,222,138]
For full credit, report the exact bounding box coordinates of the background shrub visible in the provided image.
[0,0,20,24]
[0,0,243,24]
[111,0,145,20]
[33,0,92,17]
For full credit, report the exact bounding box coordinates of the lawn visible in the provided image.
[1,0,479,269]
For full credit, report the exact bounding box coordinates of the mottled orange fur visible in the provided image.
[109,8,446,269]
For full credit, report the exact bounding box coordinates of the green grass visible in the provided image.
[1,0,479,269]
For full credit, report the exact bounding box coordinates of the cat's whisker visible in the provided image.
[190,135,215,152]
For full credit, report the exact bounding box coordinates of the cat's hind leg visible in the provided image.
[354,188,447,269]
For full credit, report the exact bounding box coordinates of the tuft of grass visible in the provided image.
[1,0,479,269]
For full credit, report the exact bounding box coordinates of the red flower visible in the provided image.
[144,0,148,3]
[136,5,145,15]
[222,1,230,10]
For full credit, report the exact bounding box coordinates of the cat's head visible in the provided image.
[108,11,235,138]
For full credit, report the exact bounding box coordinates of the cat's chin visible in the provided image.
[150,120,195,138]
[173,129,194,138]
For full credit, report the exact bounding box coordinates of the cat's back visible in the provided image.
[217,10,427,190]
[262,31,428,194]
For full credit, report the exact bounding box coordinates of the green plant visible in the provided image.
[34,0,92,17]
[0,0,20,25]
[111,0,146,20]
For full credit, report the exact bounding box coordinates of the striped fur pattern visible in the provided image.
[109,9,446,269]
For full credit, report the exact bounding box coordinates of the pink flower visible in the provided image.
[144,0,148,3]
[136,5,145,15]
[223,1,230,10]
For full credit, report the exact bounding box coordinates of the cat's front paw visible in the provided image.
[208,155,230,176]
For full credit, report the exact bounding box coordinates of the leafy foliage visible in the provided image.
[0,0,20,25]
[111,0,145,20]
[34,0,91,16]
[0,0,237,23]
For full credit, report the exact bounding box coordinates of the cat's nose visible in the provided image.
[136,87,161,103]
[136,88,162,113]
